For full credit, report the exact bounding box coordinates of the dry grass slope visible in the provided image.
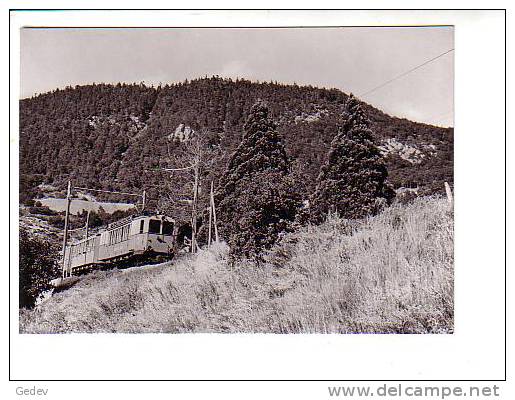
[19,196,453,334]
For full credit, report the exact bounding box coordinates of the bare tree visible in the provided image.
[155,128,220,252]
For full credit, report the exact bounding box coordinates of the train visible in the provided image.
[63,214,177,277]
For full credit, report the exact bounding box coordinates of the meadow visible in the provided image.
[19,196,453,334]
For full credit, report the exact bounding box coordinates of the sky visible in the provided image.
[20,27,454,127]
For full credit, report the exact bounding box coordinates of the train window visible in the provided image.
[140,220,144,234]
[122,225,129,241]
[149,219,161,234]
[162,221,174,235]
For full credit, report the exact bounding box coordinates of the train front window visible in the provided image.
[149,219,161,234]
[140,220,144,234]
[162,221,174,236]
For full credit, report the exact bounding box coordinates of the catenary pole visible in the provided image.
[85,209,90,239]
[61,180,72,278]
[191,161,199,253]
[211,181,219,242]
[208,180,213,248]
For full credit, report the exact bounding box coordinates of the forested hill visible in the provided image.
[19,77,453,206]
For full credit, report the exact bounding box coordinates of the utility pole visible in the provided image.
[142,189,146,212]
[84,209,90,239]
[190,159,199,253]
[211,180,219,242]
[61,180,72,278]
[208,181,213,248]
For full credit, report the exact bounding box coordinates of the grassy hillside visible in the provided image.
[20,196,453,334]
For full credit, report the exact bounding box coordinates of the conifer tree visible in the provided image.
[310,95,395,222]
[217,100,300,259]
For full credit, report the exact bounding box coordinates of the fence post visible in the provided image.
[444,181,453,208]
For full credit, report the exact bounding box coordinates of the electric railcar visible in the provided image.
[63,214,177,277]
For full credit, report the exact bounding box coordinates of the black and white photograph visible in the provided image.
[18,25,455,334]
[7,7,508,391]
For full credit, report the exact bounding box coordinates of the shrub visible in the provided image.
[47,215,65,229]
[19,228,61,309]
[28,205,58,216]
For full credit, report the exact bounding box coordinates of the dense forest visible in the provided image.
[19,77,453,208]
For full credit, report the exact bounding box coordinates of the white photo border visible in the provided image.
[7,9,506,381]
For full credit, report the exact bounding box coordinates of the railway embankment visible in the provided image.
[20,196,453,334]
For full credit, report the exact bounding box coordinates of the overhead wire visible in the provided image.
[357,48,454,98]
